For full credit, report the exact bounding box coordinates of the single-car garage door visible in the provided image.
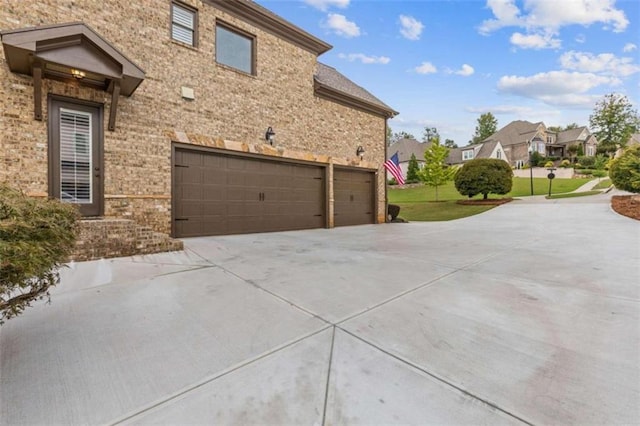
[333,167,375,227]
[173,148,326,237]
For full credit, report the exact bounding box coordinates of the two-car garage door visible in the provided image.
[173,147,375,238]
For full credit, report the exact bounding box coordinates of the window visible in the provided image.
[587,146,595,156]
[171,2,197,46]
[547,136,553,144]
[216,23,255,75]
[462,150,474,161]
[496,149,502,159]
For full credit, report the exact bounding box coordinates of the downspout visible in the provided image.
[384,118,389,223]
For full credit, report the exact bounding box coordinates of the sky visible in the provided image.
[255,0,640,146]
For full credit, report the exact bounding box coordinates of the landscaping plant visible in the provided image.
[419,137,456,201]
[0,185,79,324]
[455,158,513,200]
[609,145,640,193]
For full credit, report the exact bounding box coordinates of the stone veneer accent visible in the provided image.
[1,1,390,240]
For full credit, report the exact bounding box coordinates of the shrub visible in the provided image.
[574,163,582,169]
[593,170,608,178]
[593,154,608,170]
[530,151,543,167]
[0,186,79,324]
[388,177,397,185]
[455,158,513,200]
[577,169,594,175]
[577,156,595,168]
[544,161,555,168]
[561,159,571,168]
[609,145,640,193]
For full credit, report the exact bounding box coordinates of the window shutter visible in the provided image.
[60,109,92,203]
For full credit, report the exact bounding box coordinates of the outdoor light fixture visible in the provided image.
[265,126,275,145]
[71,69,85,79]
[356,145,365,159]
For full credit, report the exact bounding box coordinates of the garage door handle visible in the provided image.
[175,218,189,221]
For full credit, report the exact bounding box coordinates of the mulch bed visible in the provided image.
[611,195,640,221]
[456,198,513,206]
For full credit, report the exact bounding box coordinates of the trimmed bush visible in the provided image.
[561,159,571,168]
[609,145,640,193]
[1,186,79,324]
[544,161,555,168]
[577,156,596,168]
[388,177,397,185]
[455,159,514,200]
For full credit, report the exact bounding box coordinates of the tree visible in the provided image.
[444,138,458,148]
[590,93,640,157]
[609,145,640,193]
[471,112,498,144]
[419,137,456,201]
[567,144,579,162]
[455,158,513,200]
[422,127,439,143]
[386,126,392,146]
[1,185,79,324]
[390,131,416,144]
[406,153,421,184]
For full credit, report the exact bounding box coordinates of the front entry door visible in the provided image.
[48,97,103,216]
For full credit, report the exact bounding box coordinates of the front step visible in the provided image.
[71,219,183,261]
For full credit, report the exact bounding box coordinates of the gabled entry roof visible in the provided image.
[1,22,145,96]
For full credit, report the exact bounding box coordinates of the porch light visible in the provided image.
[356,145,365,159]
[265,127,275,145]
[71,69,85,79]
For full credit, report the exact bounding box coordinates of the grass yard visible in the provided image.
[547,190,602,199]
[592,178,612,190]
[388,177,594,221]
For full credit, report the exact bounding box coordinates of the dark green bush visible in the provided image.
[530,151,543,167]
[1,186,79,324]
[577,156,596,168]
[609,145,640,193]
[455,159,514,200]
[388,177,397,185]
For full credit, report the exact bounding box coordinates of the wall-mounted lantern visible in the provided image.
[265,127,275,145]
[356,145,365,159]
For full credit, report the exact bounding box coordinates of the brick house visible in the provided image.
[385,138,430,181]
[0,0,397,258]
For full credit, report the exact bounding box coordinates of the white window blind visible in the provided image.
[60,109,92,204]
[172,3,195,46]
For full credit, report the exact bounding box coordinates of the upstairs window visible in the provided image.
[171,2,197,47]
[216,23,255,75]
[496,149,502,159]
[462,150,474,161]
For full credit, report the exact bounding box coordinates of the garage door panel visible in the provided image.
[334,168,375,227]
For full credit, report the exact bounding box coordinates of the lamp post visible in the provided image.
[528,140,534,196]
[547,167,556,198]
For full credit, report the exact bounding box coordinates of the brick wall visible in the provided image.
[0,0,388,234]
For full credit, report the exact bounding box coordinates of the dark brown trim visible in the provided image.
[33,62,42,121]
[108,80,120,131]
[314,81,398,118]
[215,20,257,76]
[171,0,199,48]
[205,0,331,55]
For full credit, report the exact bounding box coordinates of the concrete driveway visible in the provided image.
[1,193,639,425]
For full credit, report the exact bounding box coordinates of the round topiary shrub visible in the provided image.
[454,158,514,200]
[609,145,640,193]
[544,161,554,168]
[1,185,79,324]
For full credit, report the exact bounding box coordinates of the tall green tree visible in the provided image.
[389,131,416,144]
[419,137,456,201]
[422,127,439,143]
[406,153,421,184]
[471,112,498,144]
[589,93,640,157]
[444,138,458,148]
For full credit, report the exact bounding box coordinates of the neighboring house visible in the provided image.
[615,133,640,157]
[386,138,430,180]
[446,140,507,165]
[0,0,397,257]
[482,120,598,168]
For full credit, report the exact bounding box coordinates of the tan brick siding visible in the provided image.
[0,0,388,234]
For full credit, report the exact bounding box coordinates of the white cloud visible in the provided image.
[466,105,534,115]
[623,43,637,52]
[452,64,475,76]
[480,0,629,34]
[338,53,390,64]
[399,15,424,40]
[304,0,349,11]
[510,31,561,49]
[497,71,621,107]
[575,33,586,43]
[324,13,360,38]
[414,62,437,74]
[560,51,640,77]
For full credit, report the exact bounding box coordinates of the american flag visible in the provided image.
[384,152,405,185]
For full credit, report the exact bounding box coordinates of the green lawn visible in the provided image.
[592,178,612,190]
[547,190,602,199]
[388,177,594,222]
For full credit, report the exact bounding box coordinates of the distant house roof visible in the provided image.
[314,63,398,118]
[387,138,430,163]
[556,127,588,144]
[483,120,542,146]
[446,140,503,165]
[476,140,499,158]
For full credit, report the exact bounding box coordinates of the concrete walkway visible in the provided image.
[1,192,638,425]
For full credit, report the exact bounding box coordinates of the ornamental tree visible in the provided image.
[609,145,640,193]
[455,158,513,200]
[406,153,421,184]
[590,93,640,157]
[1,185,79,324]
[419,137,455,201]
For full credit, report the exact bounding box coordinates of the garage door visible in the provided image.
[334,168,375,227]
[173,148,326,237]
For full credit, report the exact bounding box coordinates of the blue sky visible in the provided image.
[255,0,639,146]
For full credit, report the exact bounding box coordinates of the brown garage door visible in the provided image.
[173,148,326,237]
[334,168,375,227]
